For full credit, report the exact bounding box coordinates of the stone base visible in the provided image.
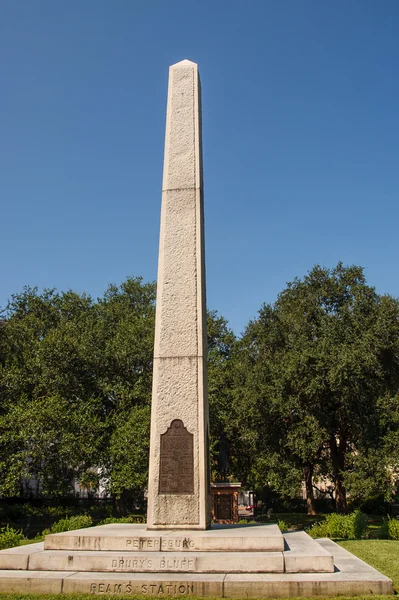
[29,549,286,574]
[44,523,285,553]
[0,525,393,596]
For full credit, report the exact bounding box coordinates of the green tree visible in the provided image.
[233,263,399,513]
[0,278,238,508]
[0,277,156,501]
[207,311,237,481]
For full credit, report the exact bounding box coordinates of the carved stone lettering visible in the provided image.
[125,537,161,550]
[160,537,195,550]
[89,581,194,596]
[141,583,194,595]
[90,582,133,594]
[159,419,194,494]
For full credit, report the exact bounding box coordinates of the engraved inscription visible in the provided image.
[90,583,126,594]
[89,581,194,595]
[109,555,195,571]
[161,537,195,551]
[159,419,194,494]
[124,536,195,551]
[125,537,161,550]
[142,584,194,595]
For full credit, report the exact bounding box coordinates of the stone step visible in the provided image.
[29,549,284,574]
[0,554,393,597]
[0,542,44,570]
[0,533,336,575]
[44,523,285,553]
[284,531,334,573]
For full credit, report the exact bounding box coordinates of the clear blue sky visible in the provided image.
[1,1,398,334]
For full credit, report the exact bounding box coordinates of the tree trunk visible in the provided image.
[114,490,131,516]
[303,463,317,515]
[335,476,347,514]
[330,435,347,513]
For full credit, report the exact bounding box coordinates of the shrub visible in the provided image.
[307,521,328,538]
[99,516,135,525]
[237,519,257,525]
[0,526,24,550]
[387,517,399,540]
[48,514,93,534]
[100,514,145,525]
[346,510,368,539]
[277,519,288,532]
[46,506,73,518]
[323,513,348,538]
[378,519,389,539]
[307,510,367,539]
[129,514,146,523]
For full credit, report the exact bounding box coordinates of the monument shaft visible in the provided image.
[147,60,211,530]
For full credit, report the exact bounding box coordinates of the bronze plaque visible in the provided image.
[215,494,233,521]
[159,419,194,494]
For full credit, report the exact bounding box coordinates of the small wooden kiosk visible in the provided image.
[210,482,241,524]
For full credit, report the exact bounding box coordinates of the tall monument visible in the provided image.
[146,59,211,530]
[0,60,393,600]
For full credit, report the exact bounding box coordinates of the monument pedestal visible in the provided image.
[0,523,393,596]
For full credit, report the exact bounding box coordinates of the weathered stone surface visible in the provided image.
[284,532,334,573]
[155,190,200,358]
[0,540,393,596]
[223,572,393,598]
[45,524,161,552]
[63,572,224,596]
[223,538,393,596]
[163,524,285,553]
[0,570,71,593]
[147,59,209,530]
[30,550,284,574]
[1,531,332,575]
[44,523,285,553]
[0,542,44,570]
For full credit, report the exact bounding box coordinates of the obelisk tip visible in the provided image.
[170,59,197,68]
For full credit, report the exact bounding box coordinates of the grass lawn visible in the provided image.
[18,537,44,546]
[338,539,399,591]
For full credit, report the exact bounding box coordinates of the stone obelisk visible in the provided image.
[146,60,211,530]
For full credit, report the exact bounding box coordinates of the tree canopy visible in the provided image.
[1,263,398,514]
[0,279,237,506]
[0,278,155,501]
[230,263,399,512]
